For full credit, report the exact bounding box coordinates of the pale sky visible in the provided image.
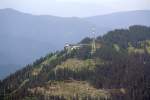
[0,0,150,17]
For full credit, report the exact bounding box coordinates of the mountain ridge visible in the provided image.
[0,8,150,79]
[1,8,150,18]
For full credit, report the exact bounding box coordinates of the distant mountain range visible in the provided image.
[85,10,150,29]
[0,8,150,79]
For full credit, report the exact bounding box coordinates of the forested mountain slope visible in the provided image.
[1,25,150,100]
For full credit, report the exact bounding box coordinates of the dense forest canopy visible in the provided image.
[1,25,150,100]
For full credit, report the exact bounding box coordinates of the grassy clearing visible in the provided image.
[28,80,110,99]
[54,58,105,72]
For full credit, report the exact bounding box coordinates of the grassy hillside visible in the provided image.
[27,80,110,100]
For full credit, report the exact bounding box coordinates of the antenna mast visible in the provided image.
[91,28,96,54]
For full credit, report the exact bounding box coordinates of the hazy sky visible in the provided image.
[0,0,150,17]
